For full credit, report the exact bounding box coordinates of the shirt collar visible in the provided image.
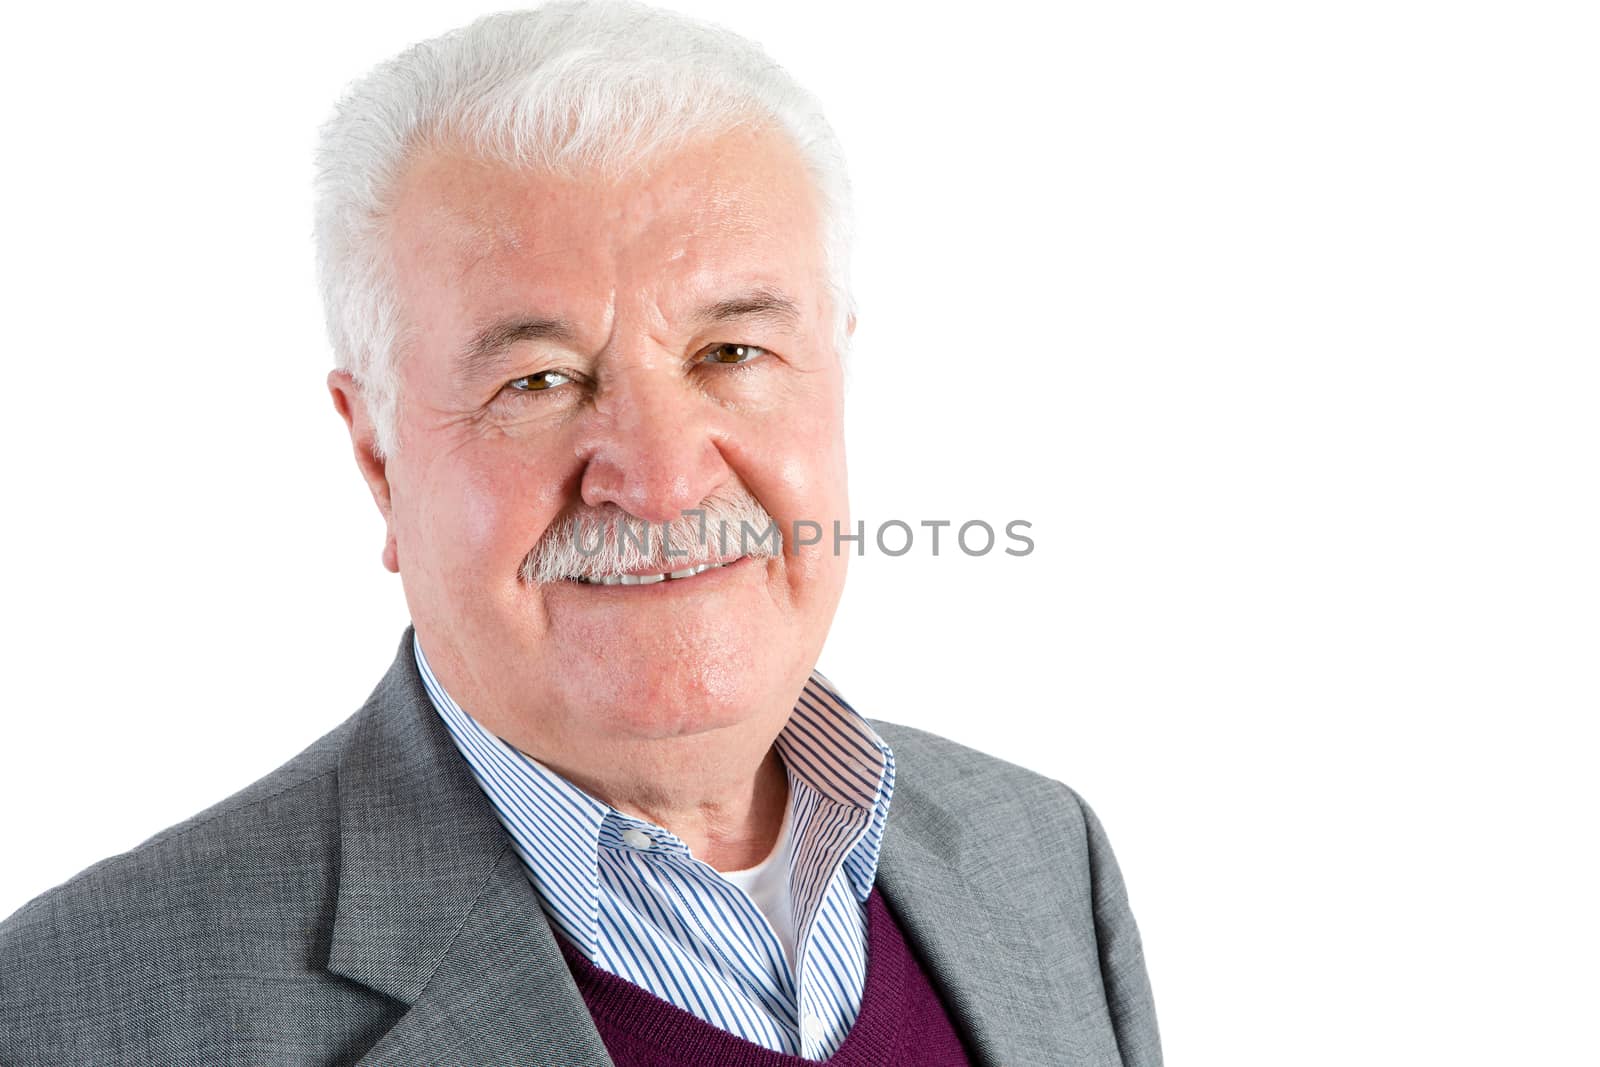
[412,632,895,953]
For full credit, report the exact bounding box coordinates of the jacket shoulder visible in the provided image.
[3,712,353,927]
[0,712,394,1063]
[871,717,1092,814]
[872,719,1163,1067]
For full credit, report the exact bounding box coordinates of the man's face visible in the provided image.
[335,126,849,752]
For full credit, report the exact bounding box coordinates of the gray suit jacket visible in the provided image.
[0,629,1160,1066]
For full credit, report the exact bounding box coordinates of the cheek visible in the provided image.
[731,388,849,591]
[766,389,848,516]
[762,451,848,553]
[457,476,516,556]
[413,448,571,582]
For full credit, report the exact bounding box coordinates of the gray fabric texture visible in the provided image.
[0,628,1161,1066]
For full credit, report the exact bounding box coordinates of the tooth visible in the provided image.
[580,562,733,586]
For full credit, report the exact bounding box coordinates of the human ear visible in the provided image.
[327,370,400,573]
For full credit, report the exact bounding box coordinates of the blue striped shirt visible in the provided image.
[413,634,896,1059]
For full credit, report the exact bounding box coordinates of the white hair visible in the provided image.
[314,1,855,458]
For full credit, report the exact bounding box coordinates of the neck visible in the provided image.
[551,742,791,871]
[415,632,801,870]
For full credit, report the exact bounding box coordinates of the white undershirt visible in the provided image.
[717,797,798,975]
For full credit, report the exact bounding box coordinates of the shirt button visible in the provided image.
[802,1017,825,1045]
[621,828,654,851]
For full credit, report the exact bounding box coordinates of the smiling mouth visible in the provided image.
[571,559,736,587]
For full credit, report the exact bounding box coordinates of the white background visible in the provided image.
[2,2,1595,1062]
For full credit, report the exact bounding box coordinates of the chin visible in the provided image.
[556,643,790,742]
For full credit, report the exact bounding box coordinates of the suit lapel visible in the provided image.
[327,628,611,1065]
[874,754,1078,1067]
[355,848,613,1065]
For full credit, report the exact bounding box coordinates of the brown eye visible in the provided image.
[701,343,767,365]
[507,370,572,392]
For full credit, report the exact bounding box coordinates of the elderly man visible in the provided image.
[0,4,1159,1064]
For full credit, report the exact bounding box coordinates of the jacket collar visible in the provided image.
[327,626,611,1064]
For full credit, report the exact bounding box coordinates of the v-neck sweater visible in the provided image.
[556,888,974,1066]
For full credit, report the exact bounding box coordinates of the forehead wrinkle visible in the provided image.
[402,132,825,391]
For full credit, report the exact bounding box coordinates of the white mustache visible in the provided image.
[521,487,783,584]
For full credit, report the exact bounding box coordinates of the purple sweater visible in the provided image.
[556,888,974,1066]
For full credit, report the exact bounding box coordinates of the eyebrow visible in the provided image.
[690,287,803,332]
[452,287,804,384]
[454,316,573,384]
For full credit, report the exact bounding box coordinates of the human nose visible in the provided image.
[574,371,733,524]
